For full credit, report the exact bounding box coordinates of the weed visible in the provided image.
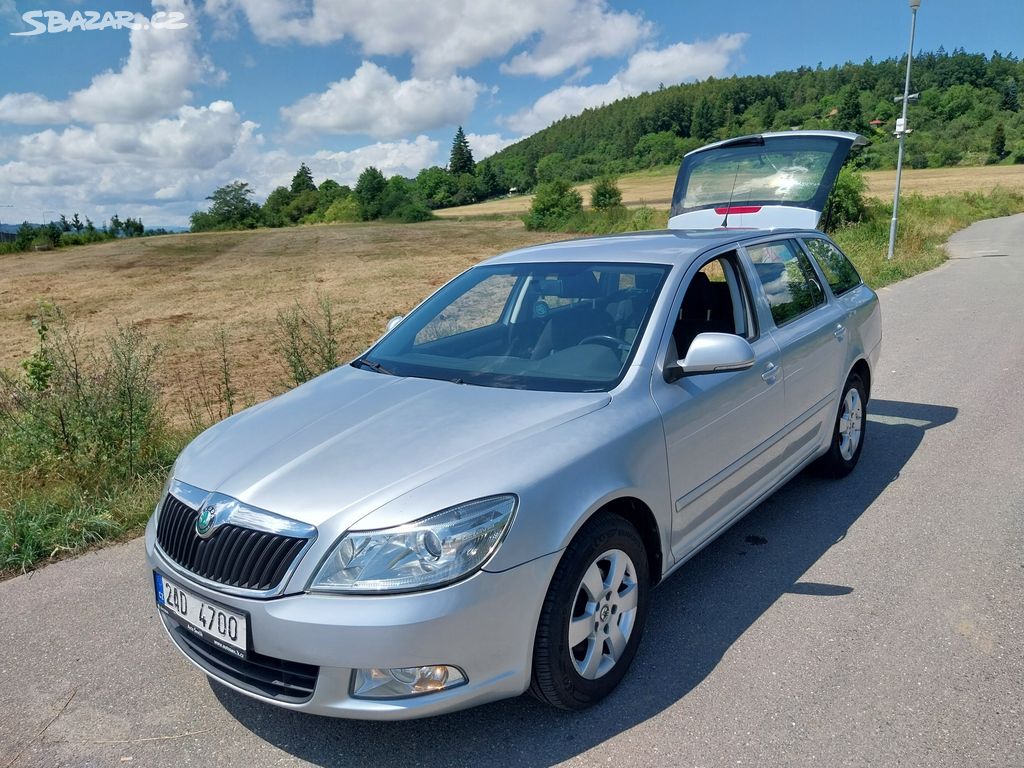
[273,293,341,386]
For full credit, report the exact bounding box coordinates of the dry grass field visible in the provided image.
[0,221,563,415]
[2,165,1021,416]
[436,165,1024,218]
[3,182,1022,574]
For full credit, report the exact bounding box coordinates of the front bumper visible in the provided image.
[145,516,558,719]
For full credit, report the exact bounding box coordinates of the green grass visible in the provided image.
[0,471,172,573]
[0,310,187,578]
[833,187,1024,288]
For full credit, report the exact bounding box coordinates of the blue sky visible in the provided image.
[0,0,1019,226]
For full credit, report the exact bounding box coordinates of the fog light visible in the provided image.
[351,665,467,699]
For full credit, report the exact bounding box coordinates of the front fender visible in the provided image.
[351,394,672,576]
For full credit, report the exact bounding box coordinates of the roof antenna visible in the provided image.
[721,162,741,228]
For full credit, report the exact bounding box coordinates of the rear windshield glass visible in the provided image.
[672,135,851,215]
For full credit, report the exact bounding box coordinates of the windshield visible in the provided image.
[671,134,854,217]
[359,262,671,392]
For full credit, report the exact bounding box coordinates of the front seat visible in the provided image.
[673,271,715,357]
[531,272,614,359]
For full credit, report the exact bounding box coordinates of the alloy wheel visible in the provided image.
[838,387,863,461]
[567,549,640,680]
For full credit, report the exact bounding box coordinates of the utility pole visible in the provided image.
[887,0,922,261]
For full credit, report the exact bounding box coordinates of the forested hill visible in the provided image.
[481,49,1023,192]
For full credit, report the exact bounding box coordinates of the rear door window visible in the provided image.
[746,239,825,326]
[803,237,862,296]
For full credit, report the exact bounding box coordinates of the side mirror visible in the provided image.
[666,332,755,381]
[385,315,404,333]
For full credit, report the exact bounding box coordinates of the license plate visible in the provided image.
[154,572,248,659]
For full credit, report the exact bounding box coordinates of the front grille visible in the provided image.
[164,615,319,702]
[156,493,307,592]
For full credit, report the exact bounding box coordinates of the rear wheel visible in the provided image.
[817,372,867,477]
[530,513,650,709]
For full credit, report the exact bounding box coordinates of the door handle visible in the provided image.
[834,324,846,341]
[761,362,779,384]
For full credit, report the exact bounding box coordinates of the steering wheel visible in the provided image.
[578,334,631,352]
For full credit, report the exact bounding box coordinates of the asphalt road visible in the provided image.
[2,215,1022,768]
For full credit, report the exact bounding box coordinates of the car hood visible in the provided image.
[174,367,610,529]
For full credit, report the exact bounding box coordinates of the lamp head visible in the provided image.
[909,0,921,8]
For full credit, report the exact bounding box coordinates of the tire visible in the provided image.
[530,513,650,710]
[816,372,867,478]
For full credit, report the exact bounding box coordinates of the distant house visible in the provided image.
[0,232,15,244]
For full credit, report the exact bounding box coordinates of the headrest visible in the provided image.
[635,272,661,291]
[556,271,601,299]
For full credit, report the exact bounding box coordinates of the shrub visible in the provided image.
[523,180,584,231]
[590,176,623,211]
[387,201,434,223]
[822,166,868,232]
[0,305,168,482]
[1011,141,1024,165]
[321,197,362,223]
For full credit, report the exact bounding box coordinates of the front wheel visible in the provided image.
[816,372,867,478]
[530,513,650,710]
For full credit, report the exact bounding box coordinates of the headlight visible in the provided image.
[310,495,516,594]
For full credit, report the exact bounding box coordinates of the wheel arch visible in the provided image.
[577,495,665,588]
[850,357,872,402]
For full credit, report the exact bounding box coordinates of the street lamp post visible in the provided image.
[887,0,922,261]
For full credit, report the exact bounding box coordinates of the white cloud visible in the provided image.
[618,36,749,90]
[501,0,650,78]
[0,1,217,126]
[465,133,520,160]
[0,93,66,125]
[204,0,647,79]
[280,62,483,140]
[15,101,254,170]
[0,99,277,224]
[311,136,441,184]
[0,110,442,225]
[504,33,749,134]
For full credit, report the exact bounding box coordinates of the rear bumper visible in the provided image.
[145,515,558,719]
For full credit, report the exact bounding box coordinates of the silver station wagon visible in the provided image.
[147,131,881,719]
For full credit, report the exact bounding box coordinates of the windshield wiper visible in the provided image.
[352,357,396,376]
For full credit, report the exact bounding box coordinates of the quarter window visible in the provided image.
[803,237,862,296]
[415,273,518,344]
[747,239,825,326]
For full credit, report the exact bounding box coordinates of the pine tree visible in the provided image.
[999,78,1019,112]
[990,123,1007,161]
[691,96,716,141]
[448,127,475,176]
[836,85,863,132]
[290,163,317,194]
